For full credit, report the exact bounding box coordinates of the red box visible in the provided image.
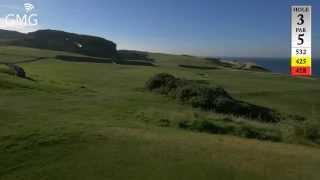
[291,66,312,76]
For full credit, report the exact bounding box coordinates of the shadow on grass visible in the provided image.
[0,57,47,65]
[117,50,154,62]
[56,55,113,63]
[17,57,47,64]
[56,55,155,66]
[178,64,219,70]
[24,77,36,81]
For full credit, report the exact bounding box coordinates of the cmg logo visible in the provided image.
[5,3,38,26]
[24,3,35,13]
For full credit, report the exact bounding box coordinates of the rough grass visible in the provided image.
[0,46,320,179]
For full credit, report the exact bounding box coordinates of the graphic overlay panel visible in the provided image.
[291,6,312,76]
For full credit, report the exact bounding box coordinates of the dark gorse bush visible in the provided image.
[146,73,282,123]
[178,119,281,142]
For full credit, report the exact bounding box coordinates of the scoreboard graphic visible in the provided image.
[291,6,312,76]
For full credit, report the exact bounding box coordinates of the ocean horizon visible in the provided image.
[223,57,319,77]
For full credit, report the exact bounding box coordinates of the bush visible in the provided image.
[300,120,320,143]
[190,120,228,134]
[146,73,282,123]
[176,84,200,103]
[178,120,192,129]
[178,119,281,142]
[145,73,180,94]
[237,125,281,141]
[158,119,171,127]
[179,120,229,134]
[280,120,320,144]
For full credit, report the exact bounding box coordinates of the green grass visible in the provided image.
[1,46,320,180]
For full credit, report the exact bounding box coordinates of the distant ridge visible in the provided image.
[0,29,117,58]
[0,29,270,72]
[0,29,26,40]
[205,57,271,72]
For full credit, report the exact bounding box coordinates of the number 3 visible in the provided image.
[297,14,304,25]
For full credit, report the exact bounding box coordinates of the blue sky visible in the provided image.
[0,0,319,58]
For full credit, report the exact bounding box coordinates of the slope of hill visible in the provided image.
[0,30,26,41]
[0,29,117,58]
[0,46,320,180]
[206,57,271,72]
[0,29,271,72]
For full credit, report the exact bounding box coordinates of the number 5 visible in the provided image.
[297,34,304,45]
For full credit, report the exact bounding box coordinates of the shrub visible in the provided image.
[146,73,283,123]
[215,100,282,123]
[237,125,281,141]
[302,120,320,143]
[178,120,192,129]
[179,120,229,134]
[145,73,180,94]
[176,84,201,103]
[158,119,171,127]
[280,120,320,144]
[190,120,228,134]
[178,119,281,142]
[213,96,236,112]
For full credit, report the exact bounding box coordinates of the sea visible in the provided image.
[223,57,320,77]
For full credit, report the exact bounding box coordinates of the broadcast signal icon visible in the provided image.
[24,3,35,13]
[291,6,312,76]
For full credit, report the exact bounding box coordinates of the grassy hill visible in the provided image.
[0,30,117,58]
[0,30,26,41]
[1,46,320,180]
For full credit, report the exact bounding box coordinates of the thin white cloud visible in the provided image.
[0,5,21,11]
[0,5,22,14]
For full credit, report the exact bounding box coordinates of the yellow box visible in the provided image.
[291,56,312,67]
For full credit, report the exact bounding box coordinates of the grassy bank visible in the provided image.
[1,46,320,179]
